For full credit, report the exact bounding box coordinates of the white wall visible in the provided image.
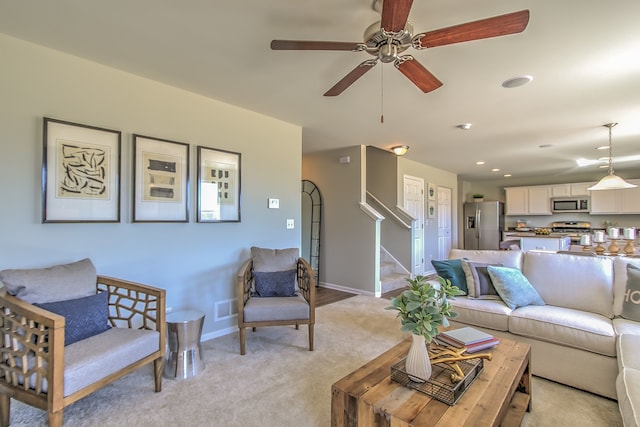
[0,34,302,340]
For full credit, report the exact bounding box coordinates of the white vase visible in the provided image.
[406,334,432,383]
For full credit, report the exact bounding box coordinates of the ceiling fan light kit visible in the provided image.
[588,123,637,191]
[271,0,530,96]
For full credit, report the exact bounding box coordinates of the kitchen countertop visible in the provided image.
[504,232,571,238]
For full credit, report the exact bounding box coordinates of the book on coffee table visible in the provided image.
[464,337,500,353]
[439,327,495,347]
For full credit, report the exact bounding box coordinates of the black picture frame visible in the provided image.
[133,134,190,222]
[42,117,121,223]
[197,146,241,222]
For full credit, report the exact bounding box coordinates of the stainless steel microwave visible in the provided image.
[551,197,590,213]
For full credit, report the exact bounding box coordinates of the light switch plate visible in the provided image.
[268,198,279,209]
[286,219,294,229]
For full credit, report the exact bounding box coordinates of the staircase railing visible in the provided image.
[366,192,411,229]
[366,192,414,276]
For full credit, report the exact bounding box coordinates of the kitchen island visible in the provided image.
[503,232,571,252]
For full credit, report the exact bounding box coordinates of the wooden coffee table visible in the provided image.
[332,336,531,426]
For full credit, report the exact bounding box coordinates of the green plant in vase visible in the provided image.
[386,275,464,381]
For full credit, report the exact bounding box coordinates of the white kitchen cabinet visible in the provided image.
[570,183,592,196]
[505,187,528,215]
[528,186,552,215]
[551,182,591,197]
[589,180,640,214]
[505,186,552,215]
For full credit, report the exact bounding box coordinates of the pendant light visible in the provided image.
[587,123,637,190]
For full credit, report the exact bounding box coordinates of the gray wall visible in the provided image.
[366,146,397,207]
[0,34,302,340]
[303,147,379,294]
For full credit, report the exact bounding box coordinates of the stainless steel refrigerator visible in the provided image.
[464,201,504,250]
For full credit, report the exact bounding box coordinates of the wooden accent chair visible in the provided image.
[237,247,315,355]
[0,259,165,427]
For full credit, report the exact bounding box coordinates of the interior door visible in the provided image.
[403,175,424,275]
[437,186,452,260]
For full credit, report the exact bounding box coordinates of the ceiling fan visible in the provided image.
[271,0,530,96]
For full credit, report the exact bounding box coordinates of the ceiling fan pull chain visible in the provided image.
[380,64,384,124]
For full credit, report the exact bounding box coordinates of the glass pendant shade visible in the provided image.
[587,123,637,191]
[588,173,637,190]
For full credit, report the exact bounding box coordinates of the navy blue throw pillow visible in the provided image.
[254,269,297,297]
[35,292,111,346]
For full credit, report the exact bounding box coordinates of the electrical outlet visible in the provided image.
[268,198,279,209]
[166,306,173,314]
[286,219,294,229]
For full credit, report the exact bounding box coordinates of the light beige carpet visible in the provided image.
[9,295,622,426]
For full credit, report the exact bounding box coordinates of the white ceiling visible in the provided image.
[1,0,639,183]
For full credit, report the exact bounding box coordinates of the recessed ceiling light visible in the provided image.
[504,174,512,177]
[502,75,533,88]
[492,168,500,172]
[457,123,472,130]
[476,161,485,165]
[596,146,609,150]
[538,144,553,148]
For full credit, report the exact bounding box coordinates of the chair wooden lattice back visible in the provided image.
[237,257,316,355]
[0,275,165,427]
[97,276,162,331]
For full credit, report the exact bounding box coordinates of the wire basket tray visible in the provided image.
[390,357,484,405]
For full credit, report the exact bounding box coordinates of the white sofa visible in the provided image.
[435,249,640,426]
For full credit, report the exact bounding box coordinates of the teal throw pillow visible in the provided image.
[622,264,640,321]
[487,266,545,310]
[431,259,468,294]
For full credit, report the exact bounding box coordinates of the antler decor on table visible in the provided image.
[428,343,492,383]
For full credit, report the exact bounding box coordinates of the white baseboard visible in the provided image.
[318,281,376,297]
[202,326,236,342]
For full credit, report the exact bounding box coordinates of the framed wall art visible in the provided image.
[427,182,436,201]
[197,146,241,222]
[42,117,121,223]
[428,201,437,218]
[133,134,189,222]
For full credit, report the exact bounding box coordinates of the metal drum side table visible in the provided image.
[164,309,205,380]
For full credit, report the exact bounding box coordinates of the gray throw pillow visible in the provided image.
[35,292,111,346]
[0,258,97,304]
[462,260,501,299]
[622,264,640,321]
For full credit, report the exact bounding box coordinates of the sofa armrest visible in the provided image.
[96,276,166,355]
[0,290,66,403]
